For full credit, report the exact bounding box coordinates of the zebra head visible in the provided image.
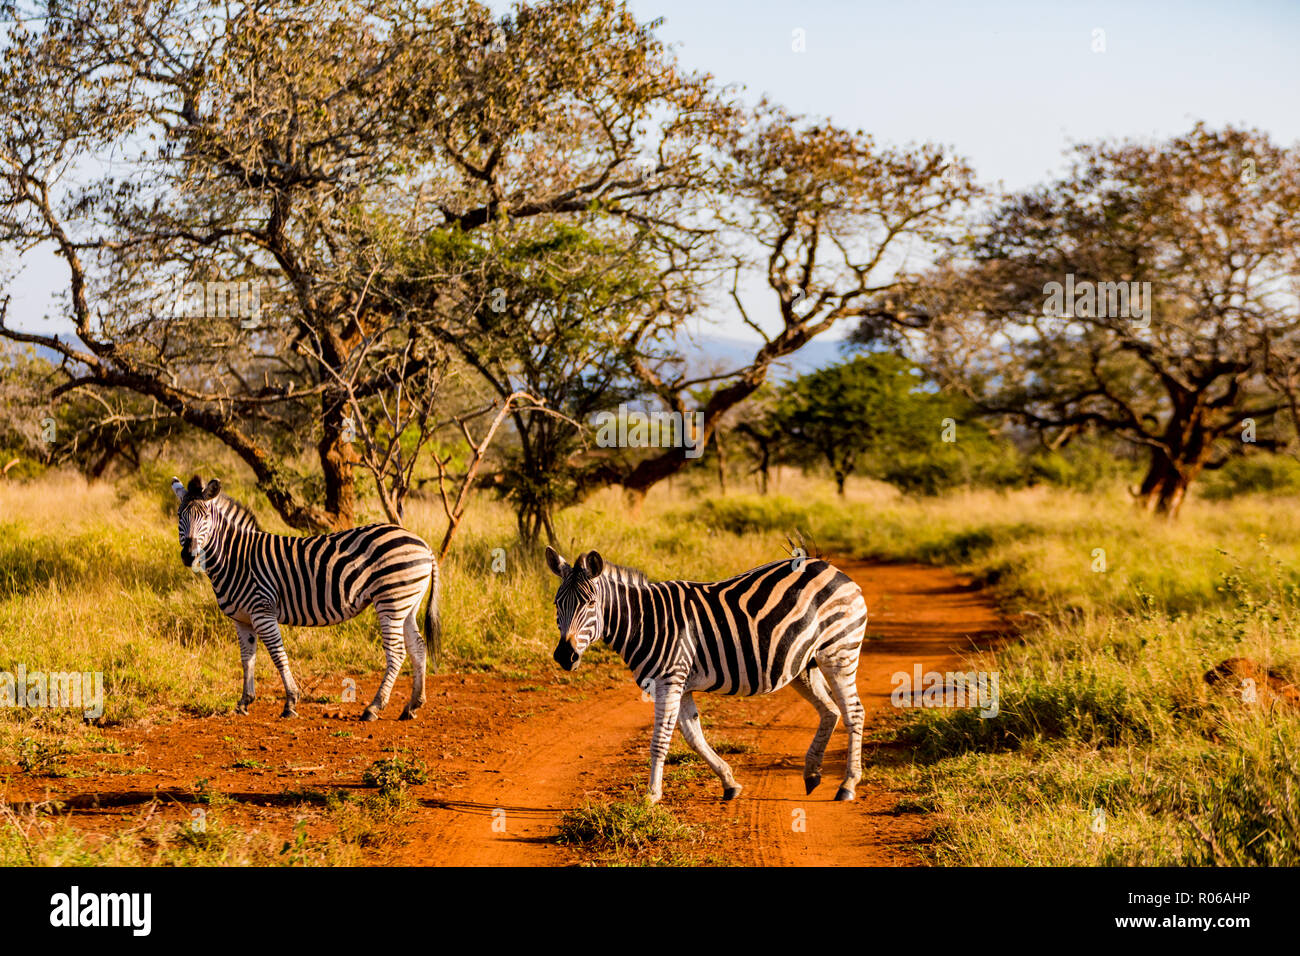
[171,475,222,570]
[545,547,605,671]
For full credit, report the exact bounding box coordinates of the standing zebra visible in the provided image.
[545,547,867,803]
[172,476,439,721]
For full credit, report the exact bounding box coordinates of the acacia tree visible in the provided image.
[0,336,183,477]
[610,102,980,500]
[0,0,728,530]
[393,220,660,545]
[923,125,1300,516]
[765,353,944,496]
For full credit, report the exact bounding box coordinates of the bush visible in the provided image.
[1026,442,1137,492]
[362,756,428,795]
[556,800,690,850]
[896,667,1161,761]
[697,495,837,535]
[1199,455,1300,500]
[873,439,1026,496]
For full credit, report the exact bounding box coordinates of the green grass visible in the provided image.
[0,787,415,866]
[361,756,428,795]
[555,799,706,865]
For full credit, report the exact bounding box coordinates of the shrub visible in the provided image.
[1199,455,1300,500]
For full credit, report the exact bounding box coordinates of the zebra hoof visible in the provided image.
[398,707,417,721]
[804,773,822,795]
[723,785,743,802]
[280,706,297,719]
[235,702,249,716]
[834,786,856,802]
[360,708,380,722]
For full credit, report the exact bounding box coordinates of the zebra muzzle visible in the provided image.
[553,641,580,671]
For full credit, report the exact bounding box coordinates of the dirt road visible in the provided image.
[392,558,1011,865]
[3,560,1011,866]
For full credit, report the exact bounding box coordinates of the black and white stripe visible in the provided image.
[172,475,439,721]
[546,547,867,803]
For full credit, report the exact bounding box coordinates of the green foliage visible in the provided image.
[1199,454,1300,500]
[16,737,73,776]
[404,220,659,543]
[362,756,428,795]
[696,495,839,536]
[754,353,1138,496]
[1025,441,1137,492]
[768,353,972,493]
[556,800,691,851]
[876,440,1017,495]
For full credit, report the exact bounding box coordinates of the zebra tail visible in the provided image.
[424,568,442,674]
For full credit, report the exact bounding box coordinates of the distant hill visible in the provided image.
[1,339,75,367]
[669,334,855,381]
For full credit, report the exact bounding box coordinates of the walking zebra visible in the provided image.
[545,547,867,803]
[172,475,439,721]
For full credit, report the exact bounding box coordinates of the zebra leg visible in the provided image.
[677,692,742,801]
[815,654,865,801]
[647,678,685,804]
[398,607,427,721]
[253,614,300,718]
[791,665,841,795]
[362,612,407,721]
[234,622,257,715]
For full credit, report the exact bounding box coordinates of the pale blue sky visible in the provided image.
[631,0,1300,192]
[7,0,1299,342]
[636,0,1300,342]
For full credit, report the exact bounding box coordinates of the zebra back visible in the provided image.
[597,558,865,696]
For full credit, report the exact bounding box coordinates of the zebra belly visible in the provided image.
[685,671,797,696]
[276,597,368,628]
[221,601,367,628]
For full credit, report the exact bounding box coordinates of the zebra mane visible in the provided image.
[214,493,263,532]
[599,561,652,586]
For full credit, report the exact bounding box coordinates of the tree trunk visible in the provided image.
[716,431,728,494]
[319,394,357,529]
[1136,449,1203,519]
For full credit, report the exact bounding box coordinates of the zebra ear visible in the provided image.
[545,546,569,578]
[202,479,222,500]
[580,550,604,577]
[170,477,186,502]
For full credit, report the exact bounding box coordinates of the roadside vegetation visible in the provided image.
[556,800,709,866]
